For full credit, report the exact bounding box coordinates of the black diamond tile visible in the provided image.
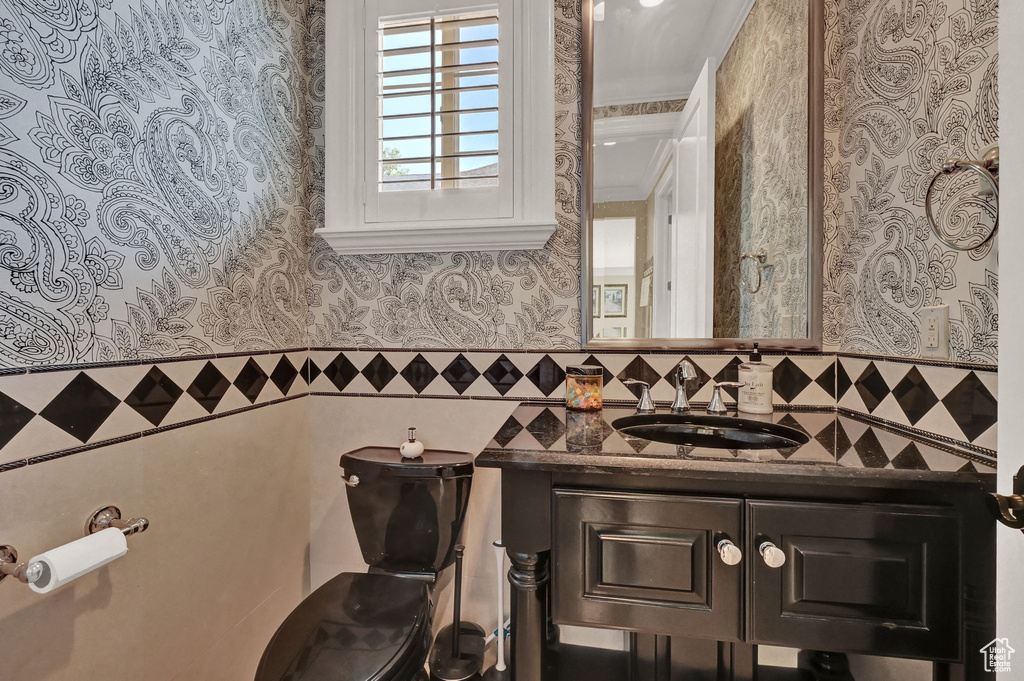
[484,354,524,396]
[526,355,567,396]
[581,355,614,385]
[493,414,525,447]
[125,366,183,427]
[270,357,300,395]
[0,391,34,449]
[401,354,439,394]
[775,414,808,458]
[301,358,322,385]
[853,428,890,468]
[323,353,360,392]
[624,435,650,454]
[234,358,269,404]
[941,372,998,442]
[361,353,397,392]
[836,361,853,399]
[662,356,711,399]
[773,358,813,404]
[891,367,939,426]
[854,363,890,412]
[958,461,979,473]
[890,442,929,470]
[39,372,120,443]
[833,420,853,455]
[526,408,566,449]
[815,363,837,399]
[713,357,745,401]
[188,361,231,413]
[813,420,839,453]
[617,356,662,398]
[441,354,480,395]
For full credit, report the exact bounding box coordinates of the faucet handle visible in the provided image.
[707,381,745,414]
[622,379,656,414]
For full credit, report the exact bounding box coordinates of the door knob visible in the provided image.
[759,541,786,568]
[717,539,742,565]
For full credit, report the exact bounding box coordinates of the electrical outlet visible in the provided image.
[920,305,950,360]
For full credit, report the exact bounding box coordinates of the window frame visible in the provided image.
[322,0,556,255]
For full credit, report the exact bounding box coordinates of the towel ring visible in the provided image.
[740,250,767,294]
[925,146,999,252]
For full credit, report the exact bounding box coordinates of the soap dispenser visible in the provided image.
[400,427,425,459]
[737,343,773,414]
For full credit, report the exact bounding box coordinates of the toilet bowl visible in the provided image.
[255,446,474,681]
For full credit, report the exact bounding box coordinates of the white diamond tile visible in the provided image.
[0,417,80,465]
[90,402,153,442]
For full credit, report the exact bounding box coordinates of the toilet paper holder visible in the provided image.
[0,505,149,585]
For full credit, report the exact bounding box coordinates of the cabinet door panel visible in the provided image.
[553,489,743,640]
[748,500,961,660]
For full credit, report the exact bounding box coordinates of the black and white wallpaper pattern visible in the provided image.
[0,0,999,369]
[304,0,584,351]
[823,0,999,363]
[0,0,324,369]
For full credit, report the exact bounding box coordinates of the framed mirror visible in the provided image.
[582,0,824,350]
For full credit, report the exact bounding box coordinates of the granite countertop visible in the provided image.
[475,403,996,488]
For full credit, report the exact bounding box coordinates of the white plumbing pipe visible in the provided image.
[492,540,506,671]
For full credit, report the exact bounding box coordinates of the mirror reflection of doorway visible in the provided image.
[592,217,637,338]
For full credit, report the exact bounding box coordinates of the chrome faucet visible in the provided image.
[622,379,656,414]
[707,381,745,414]
[670,360,699,413]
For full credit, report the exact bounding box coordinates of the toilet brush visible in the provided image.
[429,545,485,681]
[481,541,510,681]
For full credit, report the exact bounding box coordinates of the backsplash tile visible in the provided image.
[837,355,997,451]
[0,349,998,470]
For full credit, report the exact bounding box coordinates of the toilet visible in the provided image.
[255,446,475,681]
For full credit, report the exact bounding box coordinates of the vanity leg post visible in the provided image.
[508,549,550,681]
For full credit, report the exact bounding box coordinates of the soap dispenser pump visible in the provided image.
[737,343,773,414]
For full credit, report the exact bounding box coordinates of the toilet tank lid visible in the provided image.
[340,446,474,479]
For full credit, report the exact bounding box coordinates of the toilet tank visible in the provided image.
[340,447,474,575]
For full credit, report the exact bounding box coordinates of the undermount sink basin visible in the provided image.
[610,413,811,450]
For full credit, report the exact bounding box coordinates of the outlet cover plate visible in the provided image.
[920,304,950,360]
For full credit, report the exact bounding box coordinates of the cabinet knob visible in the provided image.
[759,541,786,568]
[717,539,742,566]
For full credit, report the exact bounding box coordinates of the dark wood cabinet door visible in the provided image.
[748,500,962,660]
[552,489,743,640]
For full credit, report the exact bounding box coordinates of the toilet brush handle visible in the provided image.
[493,541,506,671]
[452,545,465,658]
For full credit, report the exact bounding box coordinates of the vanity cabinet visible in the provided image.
[553,490,743,640]
[747,500,961,660]
[553,490,963,662]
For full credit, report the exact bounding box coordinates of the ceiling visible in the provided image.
[593,0,754,107]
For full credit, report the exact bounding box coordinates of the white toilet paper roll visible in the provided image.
[28,528,128,594]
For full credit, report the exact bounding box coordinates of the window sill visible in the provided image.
[316,218,559,255]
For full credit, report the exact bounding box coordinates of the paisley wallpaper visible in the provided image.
[0,0,999,368]
[304,0,583,351]
[714,0,809,339]
[823,0,999,363]
[0,0,324,369]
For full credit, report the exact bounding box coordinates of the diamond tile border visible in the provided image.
[0,348,998,472]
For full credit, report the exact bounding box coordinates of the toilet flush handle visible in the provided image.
[341,473,360,488]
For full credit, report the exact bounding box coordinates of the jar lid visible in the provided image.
[566,365,604,377]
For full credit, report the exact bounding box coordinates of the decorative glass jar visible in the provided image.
[565,365,604,411]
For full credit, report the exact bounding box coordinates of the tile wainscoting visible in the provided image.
[0,349,997,472]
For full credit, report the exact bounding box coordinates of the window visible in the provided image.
[377,11,501,193]
[323,0,556,254]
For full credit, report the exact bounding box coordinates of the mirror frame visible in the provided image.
[581,0,825,351]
